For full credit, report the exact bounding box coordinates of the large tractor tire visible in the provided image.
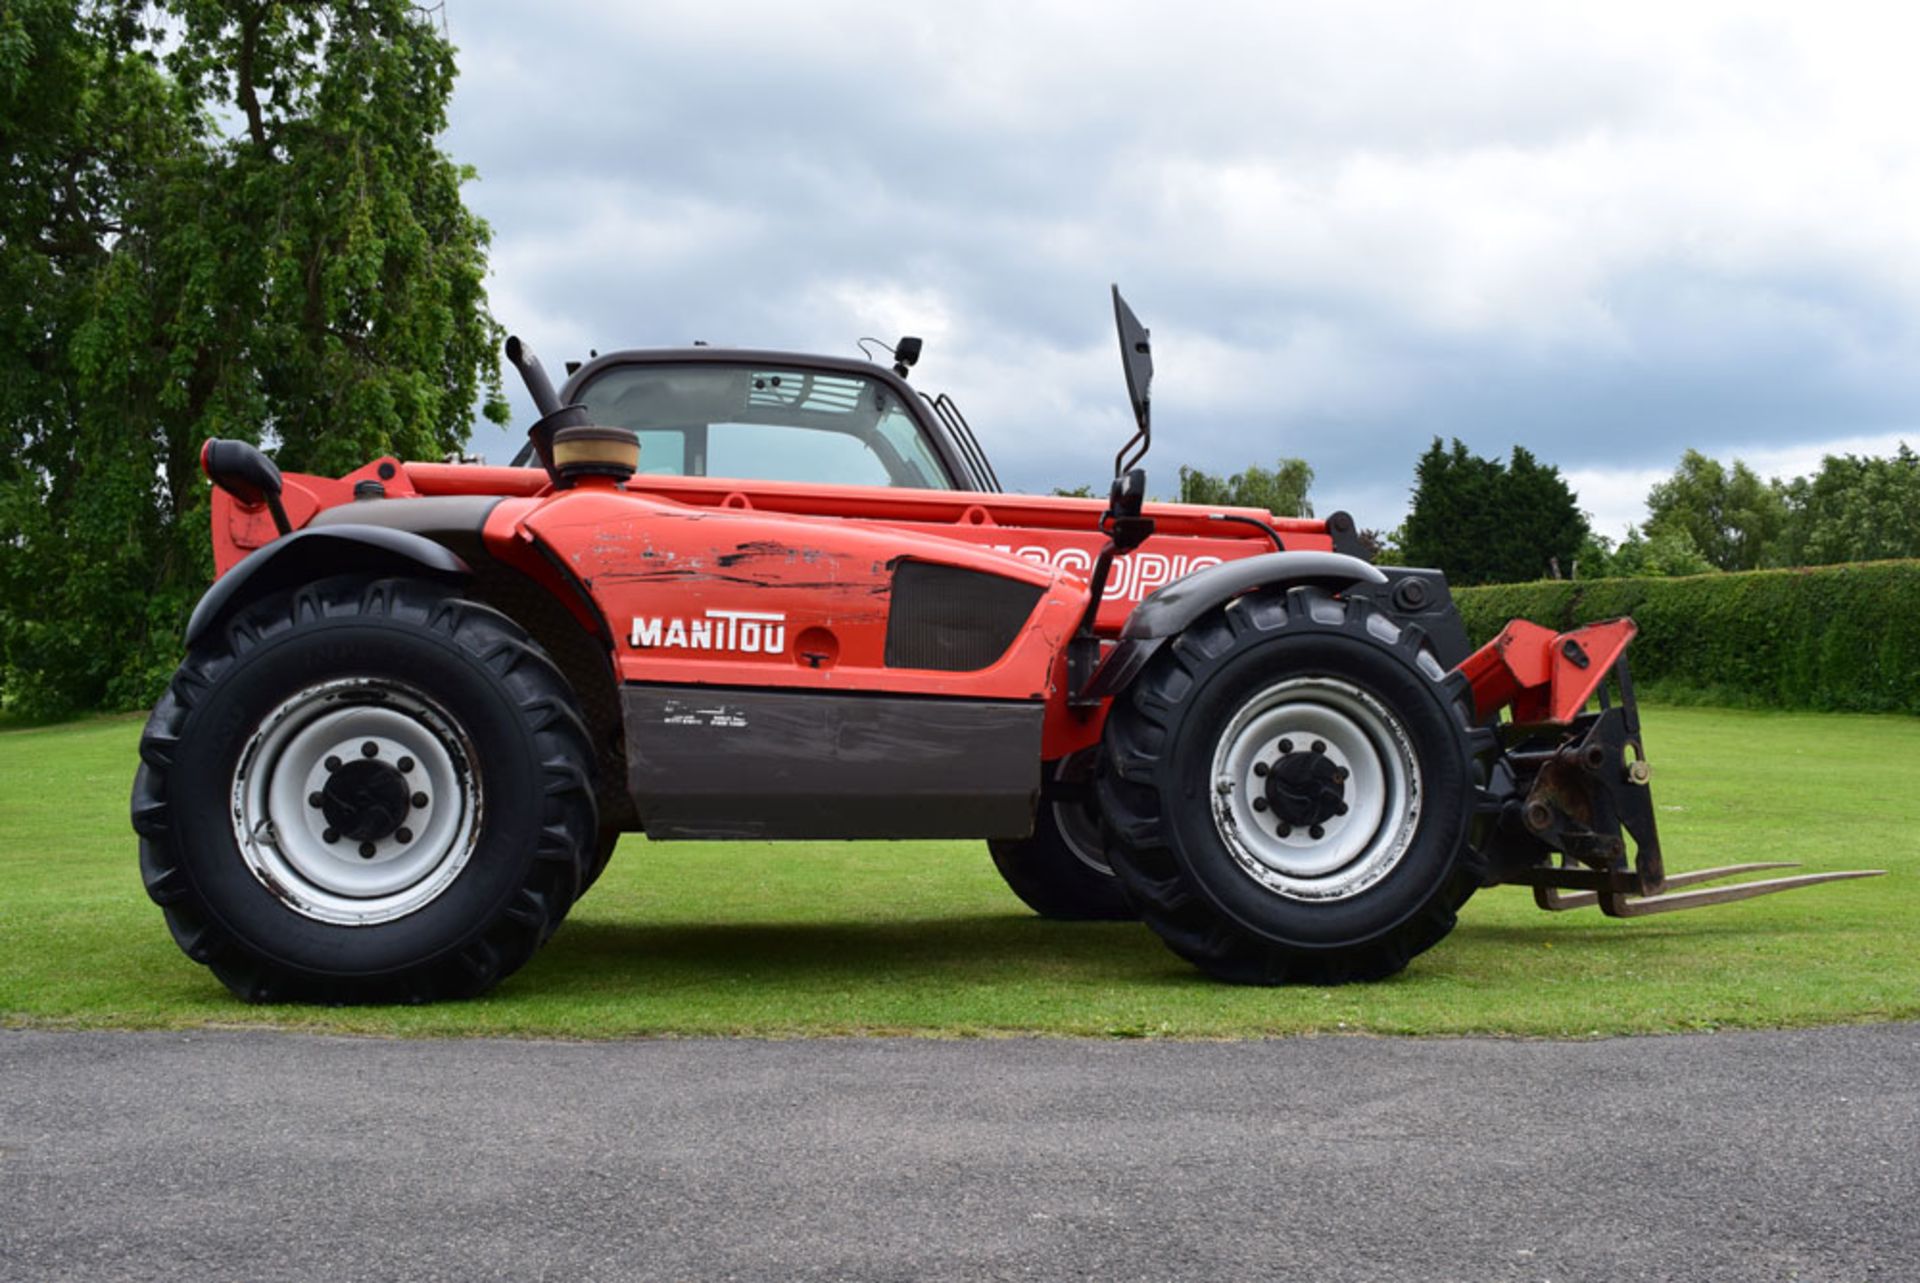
[131,577,597,1003]
[988,754,1136,921]
[1097,586,1489,985]
[582,825,623,896]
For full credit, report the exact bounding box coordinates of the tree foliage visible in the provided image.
[1397,438,1589,585]
[1772,445,1920,566]
[1175,458,1314,517]
[1618,443,1920,576]
[0,0,504,716]
[1642,449,1785,572]
[1604,525,1716,579]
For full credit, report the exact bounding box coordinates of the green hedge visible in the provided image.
[1452,560,1920,714]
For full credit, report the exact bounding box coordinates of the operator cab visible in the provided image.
[530,346,1000,492]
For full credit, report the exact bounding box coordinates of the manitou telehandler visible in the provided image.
[132,289,1880,1001]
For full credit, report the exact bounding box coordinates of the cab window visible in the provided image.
[574,363,954,489]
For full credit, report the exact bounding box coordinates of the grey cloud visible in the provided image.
[448,1,1920,530]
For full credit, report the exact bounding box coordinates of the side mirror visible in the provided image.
[200,438,290,535]
[892,335,923,379]
[1111,285,1153,476]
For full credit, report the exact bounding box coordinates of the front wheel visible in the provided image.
[1097,587,1487,984]
[131,577,597,1003]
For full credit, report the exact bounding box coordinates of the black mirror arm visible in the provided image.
[262,491,291,537]
[1112,418,1150,479]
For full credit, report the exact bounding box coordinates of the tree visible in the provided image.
[1176,458,1314,517]
[1642,449,1786,572]
[0,1,505,716]
[1398,439,1589,585]
[1773,444,1920,566]
[1356,527,1398,564]
[1607,525,1716,578]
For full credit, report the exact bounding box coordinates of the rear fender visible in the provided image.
[185,526,470,647]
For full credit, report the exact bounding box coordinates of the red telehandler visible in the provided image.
[132,289,1881,1001]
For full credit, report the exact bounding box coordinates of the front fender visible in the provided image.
[1118,551,1387,640]
[185,526,471,647]
[1086,551,1387,699]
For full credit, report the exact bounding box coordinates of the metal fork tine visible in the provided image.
[1599,869,1886,918]
[1533,863,1801,912]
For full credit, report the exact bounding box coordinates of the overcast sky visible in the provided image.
[440,0,1920,539]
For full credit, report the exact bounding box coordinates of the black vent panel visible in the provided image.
[885,562,1045,672]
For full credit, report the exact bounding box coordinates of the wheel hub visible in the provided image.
[1262,741,1349,831]
[317,752,414,843]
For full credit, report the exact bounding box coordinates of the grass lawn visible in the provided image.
[2,705,1915,1039]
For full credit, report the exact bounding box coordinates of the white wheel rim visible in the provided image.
[231,678,483,926]
[1208,676,1422,902]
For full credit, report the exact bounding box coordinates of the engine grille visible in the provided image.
[884,561,1044,672]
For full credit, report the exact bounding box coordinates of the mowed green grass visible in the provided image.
[2,706,1915,1038]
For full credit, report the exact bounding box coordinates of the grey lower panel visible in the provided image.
[622,685,1044,840]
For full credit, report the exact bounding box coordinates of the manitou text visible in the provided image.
[629,609,788,655]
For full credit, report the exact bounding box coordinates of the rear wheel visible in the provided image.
[131,577,596,1003]
[1097,586,1487,984]
[988,754,1135,921]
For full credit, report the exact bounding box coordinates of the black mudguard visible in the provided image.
[185,526,471,646]
[1087,552,1472,699]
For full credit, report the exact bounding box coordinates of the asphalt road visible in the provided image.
[2,1025,1915,1282]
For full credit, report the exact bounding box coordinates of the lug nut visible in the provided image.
[359,841,377,858]
[1277,824,1293,837]
[411,791,429,808]
[1253,797,1269,812]
[398,756,415,773]
[308,792,323,808]
[1333,768,1348,783]
[1253,761,1270,778]
[1335,801,1349,815]
[325,756,342,772]
[1279,739,1294,754]
[322,828,339,844]
[395,827,413,844]
[361,741,379,758]
[1311,740,1326,754]
[1309,824,1325,839]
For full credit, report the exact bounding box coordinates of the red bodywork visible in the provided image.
[212,462,1375,763]
[212,458,1606,779]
